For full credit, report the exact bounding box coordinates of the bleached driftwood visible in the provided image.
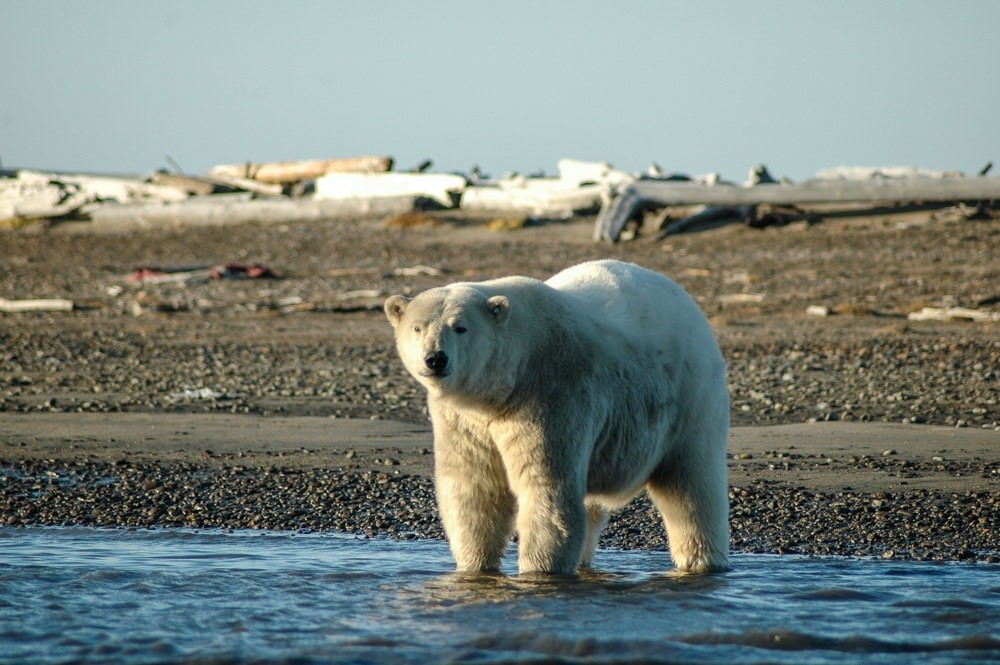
[1,170,190,222]
[150,172,290,197]
[908,306,1000,322]
[88,194,415,232]
[816,166,962,180]
[0,297,74,313]
[806,305,834,317]
[314,172,466,209]
[595,175,1000,241]
[148,172,220,196]
[29,170,189,203]
[718,293,766,305]
[555,158,635,188]
[1,172,74,220]
[461,181,607,217]
[199,173,284,197]
[209,156,393,184]
[461,159,632,217]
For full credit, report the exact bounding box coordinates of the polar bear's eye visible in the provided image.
[413,325,422,333]
[454,326,468,334]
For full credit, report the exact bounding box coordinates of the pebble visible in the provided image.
[0,322,997,430]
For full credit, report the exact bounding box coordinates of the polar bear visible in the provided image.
[384,259,729,575]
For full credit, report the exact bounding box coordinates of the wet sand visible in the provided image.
[2,413,996,494]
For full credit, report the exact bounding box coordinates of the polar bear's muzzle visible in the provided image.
[423,350,450,377]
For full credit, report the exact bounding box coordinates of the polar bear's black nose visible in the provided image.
[424,350,449,373]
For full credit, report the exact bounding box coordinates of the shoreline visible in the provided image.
[2,413,997,493]
[3,413,996,563]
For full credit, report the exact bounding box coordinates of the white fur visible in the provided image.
[385,259,730,575]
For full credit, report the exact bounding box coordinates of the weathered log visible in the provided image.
[314,172,466,209]
[461,181,607,217]
[202,174,284,197]
[459,159,632,218]
[1,172,72,220]
[0,297,73,313]
[148,172,220,196]
[654,205,743,239]
[908,306,1000,322]
[816,166,959,180]
[1,170,189,222]
[209,156,394,184]
[595,176,1000,242]
[556,158,634,188]
[33,170,189,203]
[87,194,414,232]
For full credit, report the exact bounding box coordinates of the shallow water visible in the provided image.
[1,527,998,665]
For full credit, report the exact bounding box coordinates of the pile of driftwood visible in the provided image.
[594,163,1000,242]
[0,156,630,232]
[3,156,998,238]
[0,156,404,231]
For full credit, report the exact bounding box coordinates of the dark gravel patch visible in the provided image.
[3,458,996,564]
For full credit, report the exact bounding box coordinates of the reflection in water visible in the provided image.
[419,564,726,608]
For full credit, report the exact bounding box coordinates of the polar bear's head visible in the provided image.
[385,286,510,399]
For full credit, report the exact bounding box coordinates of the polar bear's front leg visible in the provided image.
[433,426,516,572]
[513,483,588,575]
[494,421,590,575]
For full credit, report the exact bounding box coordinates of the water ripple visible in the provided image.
[678,629,1000,655]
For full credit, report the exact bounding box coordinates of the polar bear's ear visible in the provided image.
[486,295,509,323]
[384,295,410,327]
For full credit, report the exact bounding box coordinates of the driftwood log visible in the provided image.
[595,176,1000,242]
[148,173,225,196]
[314,172,466,209]
[1,170,190,223]
[461,181,606,217]
[87,194,414,232]
[209,156,394,184]
[908,307,1000,323]
[0,298,74,313]
[202,174,284,197]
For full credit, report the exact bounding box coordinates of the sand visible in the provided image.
[2,413,996,494]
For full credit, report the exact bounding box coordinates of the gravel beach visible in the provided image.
[1,210,998,563]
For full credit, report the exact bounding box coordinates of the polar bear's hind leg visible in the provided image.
[646,438,730,574]
[580,501,610,568]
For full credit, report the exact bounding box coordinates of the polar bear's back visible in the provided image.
[545,260,713,350]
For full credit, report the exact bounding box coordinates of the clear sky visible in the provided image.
[2,0,998,181]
